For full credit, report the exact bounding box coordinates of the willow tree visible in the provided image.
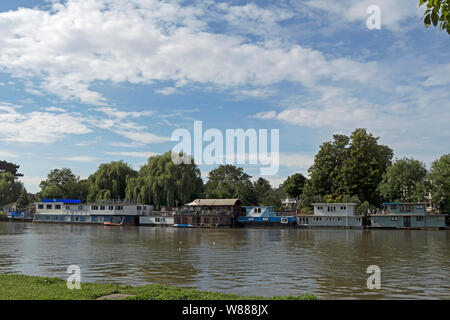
[0,172,26,206]
[87,161,137,202]
[125,152,203,207]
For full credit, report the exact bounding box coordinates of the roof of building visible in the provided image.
[312,203,358,206]
[41,199,81,204]
[185,199,241,206]
[383,202,428,205]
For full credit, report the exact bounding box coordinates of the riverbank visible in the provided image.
[0,274,317,300]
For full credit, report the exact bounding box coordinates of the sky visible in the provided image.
[0,0,449,193]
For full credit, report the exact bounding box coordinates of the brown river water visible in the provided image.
[0,222,449,299]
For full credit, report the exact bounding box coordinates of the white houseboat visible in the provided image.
[33,199,151,225]
[297,203,363,228]
[139,206,175,226]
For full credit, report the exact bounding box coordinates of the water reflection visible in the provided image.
[0,222,449,299]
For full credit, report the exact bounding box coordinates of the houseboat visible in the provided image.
[368,202,448,229]
[139,206,175,226]
[173,199,243,227]
[296,203,364,228]
[33,199,150,225]
[237,206,297,227]
[2,203,34,222]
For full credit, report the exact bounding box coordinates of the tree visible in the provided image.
[0,172,25,206]
[377,158,428,202]
[0,160,23,177]
[16,189,30,207]
[259,187,284,208]
[39,168,88,201]
[308,134,350,197]
[88,161,137,202]
[308,129,393,205]
[282,173,307,199]
[420,0,450,35]
[298,181,326,214]
[340,129,393,205]
[205,165,257,205]
[428,154,450,214]
[126,152,203,208]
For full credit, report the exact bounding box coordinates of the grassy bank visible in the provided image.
[0,274,317,300]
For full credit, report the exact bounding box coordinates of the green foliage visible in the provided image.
[298,181,325,211]
[428,154,450,214]
[357,201,374,215]
[420,0,450,34]
[259,186,284,208]
[377,158,428,202]
[0,172,26,206]
[16,189,30,207]
[205,165,255,204]
[39,168,89,202]
[125,152,203,207]
[282,173,307,199]
[0,274,317,300]
[308,134,349,197]
[0,160,23,177]
[308,129,393,206]
[325,194,360,205]
[88,161,137,202]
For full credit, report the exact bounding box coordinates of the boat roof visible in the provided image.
[383,202,428,205]
[312,203,357,206]
[40,199,81,204]
[185,199,241,206]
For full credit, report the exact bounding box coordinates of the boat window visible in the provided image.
[46,204,52,209]
[55,205,61,209]
[38,204,44,209]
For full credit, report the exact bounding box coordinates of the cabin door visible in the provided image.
[403,216,411,227]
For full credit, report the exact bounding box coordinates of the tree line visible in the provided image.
[1,128,450,214]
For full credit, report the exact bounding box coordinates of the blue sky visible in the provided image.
[0,0,449,193]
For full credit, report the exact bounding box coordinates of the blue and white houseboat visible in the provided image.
[33,199,150,225]
[2,202,34,222]
[368,202,448,229]
[237,206,297,227]
[296,203,363,228]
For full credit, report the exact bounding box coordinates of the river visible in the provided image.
[0,222,449,299]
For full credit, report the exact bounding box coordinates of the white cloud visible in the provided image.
[0,104,91,143]
[280,153,315,170]
[304,0,425,32]
[41,106,67,112]
[105,151,158,158]
[115,129,170,144]
[0,0,379,105]
[18,176,44,193]
[93,107,154,120]
[0,151,19,158]
[58,156,97,162]
[252,83,450,166]
[0,103,168,145]
[155,87,181,95]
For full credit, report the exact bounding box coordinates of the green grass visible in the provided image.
[0,274,318,300]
